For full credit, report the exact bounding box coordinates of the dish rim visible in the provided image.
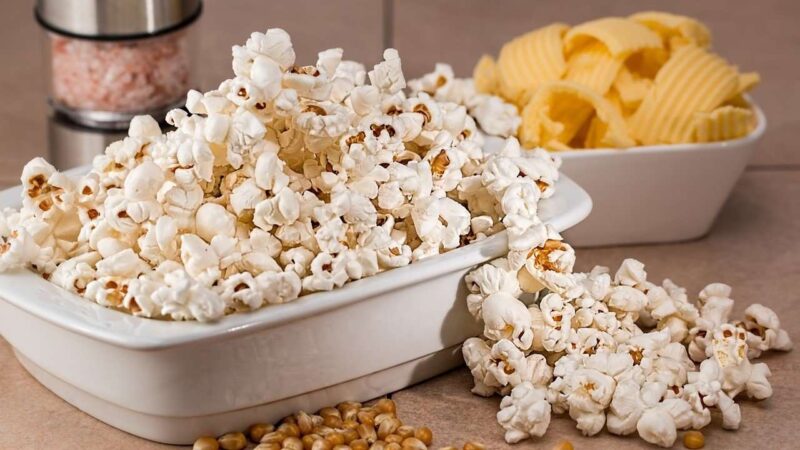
[0,173,591,351]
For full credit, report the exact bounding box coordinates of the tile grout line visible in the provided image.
[746,164,800,172]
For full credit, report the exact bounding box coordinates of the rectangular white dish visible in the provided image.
[486,102,765,247]
[0,169,591,444]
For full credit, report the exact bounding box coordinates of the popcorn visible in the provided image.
[301,252,349,292]
[50,252,101,294]
[560,367,615,435]
[217,272,263,310]
[241,28,296,71]
[480,292,534,350]
[279,247,316,277]
[606,380,665,436]
[180,234,221,284]
[464,254,791,445]
[689,283,735,361]
[229,179,266,215]
[85,276,131,308]
[464,259,521,318]
[152,266,225,322]
[607,286,648,316]
[128,115,161,140]
[138,216,179,264]
[740,303,793,357]
[368,49,405,94]
[642,280,699,343]
[537,293,575,352]
[157,181,204,229]
[468,95,521,138]
[487,339,553,391]
[636,399,689,447]
[256,270,301,305]
[123,160,165,201]
[711,324,772,400]
[96,248,148,279]
[497,382,552,443]
[463,337,501,397]
[21,158,74,220]
[517,234,576,293]
[195,203,236,242]
[0,227,44,272]
[684,358,739,430]
[253,189,302,230]
[614,258,647,288]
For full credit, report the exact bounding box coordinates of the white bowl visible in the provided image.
[486,102,765,247]
[0,169,591,444]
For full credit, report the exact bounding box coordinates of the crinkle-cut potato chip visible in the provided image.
[564,17,663,58]
[736,72,761,96]
[628,45,739,145]
[721,72,761,108]
[630,11,712,50]
[605,88,626,116]
[613,65,653,110]
[497,23,569,105]
[624,46,669,79]
[564,41,623,95]
[474,54,499,94]
[519,81,635,150]
[724,94,751,109]
[693,105,756,143]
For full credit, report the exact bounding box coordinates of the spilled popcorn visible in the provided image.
[0,28,559,323]
[461,256,793,447]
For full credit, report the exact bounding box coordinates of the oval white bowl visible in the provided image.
[486,102,765,247]
[0,169,591,444]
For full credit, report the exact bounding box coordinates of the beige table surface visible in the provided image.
[1,1,799,449]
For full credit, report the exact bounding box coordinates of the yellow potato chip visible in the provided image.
[736,72,760,95]
[625,46,669,79]
[473,54,498,95]
[583,115,619,148]
[564,41,623,95]
[693,105,756,142]
[721,72,760,107]
[628,45,739,145]
[497,23,569,105]
[564,17,663,58]
[612,66,653,110]
[519,81,635,149]
[605,88,626,115]
[630,11,712,49]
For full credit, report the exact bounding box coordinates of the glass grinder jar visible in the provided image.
[36,0,202,130]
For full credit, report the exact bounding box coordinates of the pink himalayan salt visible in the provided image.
[50,31,191,113]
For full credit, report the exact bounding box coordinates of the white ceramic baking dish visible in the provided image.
[0,168,591,444]
[486,102,765,247]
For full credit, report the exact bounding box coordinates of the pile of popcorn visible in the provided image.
[462,256,793,446]
[0,29,554,322]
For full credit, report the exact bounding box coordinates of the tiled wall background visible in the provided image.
[2,0,798,188]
